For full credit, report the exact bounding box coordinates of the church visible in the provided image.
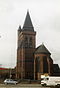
[16,11,60,80]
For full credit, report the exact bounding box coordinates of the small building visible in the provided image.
[0,67,16,80]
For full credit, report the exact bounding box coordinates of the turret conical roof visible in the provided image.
[23,11,34,31]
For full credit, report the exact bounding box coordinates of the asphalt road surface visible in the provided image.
[0,84,56,88]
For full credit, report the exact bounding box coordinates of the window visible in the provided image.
[25,37,28,42]
[43,56,48,73]
[24,37,33,48]
[36,57,40,72]
[29,37,32,48]
[25,37,28,48]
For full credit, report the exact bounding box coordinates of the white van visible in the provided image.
[41,76,60,86]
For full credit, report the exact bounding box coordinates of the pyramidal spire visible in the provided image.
[23,11,34,31]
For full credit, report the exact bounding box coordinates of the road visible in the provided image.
[0,84,56,88]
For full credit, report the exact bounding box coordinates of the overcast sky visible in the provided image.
[0,0,60,68]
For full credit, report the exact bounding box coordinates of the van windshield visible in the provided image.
[43,78,49,81]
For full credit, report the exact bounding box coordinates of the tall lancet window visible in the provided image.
[36,57,40,72]
[25,36,28,48]
[43,56,48,73]
[29,37,32,48]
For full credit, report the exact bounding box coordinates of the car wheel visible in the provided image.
[42,84,46,86]
[57,84,60,87]
[5,83,7,85]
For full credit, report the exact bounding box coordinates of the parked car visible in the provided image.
[4,79,18,85]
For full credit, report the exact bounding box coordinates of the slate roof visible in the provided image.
[35,44,51,55]
[23,11,34,31]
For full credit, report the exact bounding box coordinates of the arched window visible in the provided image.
[25,37,28,42]
[43,56,48,73]
[29,37,32,48]
[35,57,40,72]
[25,37,28,48]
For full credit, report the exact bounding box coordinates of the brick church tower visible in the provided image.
[16,11,36,79]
